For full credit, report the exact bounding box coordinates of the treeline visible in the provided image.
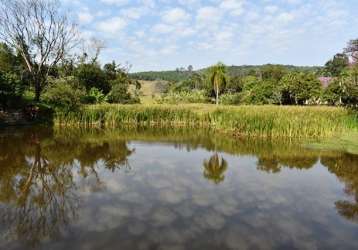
[0,0,141,115]
[130,64,322,82]
[0,42,140,111]
[158,41,358,107]
[130,70,192,82]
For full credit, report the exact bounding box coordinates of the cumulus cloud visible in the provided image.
[100,0,129,6]
[162,8,190,23]
[59,0,355,71]
[78,9,94,24]
[96,17,127,34]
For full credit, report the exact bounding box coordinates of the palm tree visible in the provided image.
[208,62,228,105]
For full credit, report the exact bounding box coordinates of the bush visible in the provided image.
[43,77,85,111]
[340,66,358,108]
[220,93,242,105]
[0,72,24,109]
[241,80,281,105]
[107,84,140,104]
[82,87,107,104]
[156,90,208,104]
[322,79,343,105]
[279,73,322,105]
[75,63,110,93]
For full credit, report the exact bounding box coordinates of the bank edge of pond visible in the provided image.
[54,104,358,139]
[306,133,358,155]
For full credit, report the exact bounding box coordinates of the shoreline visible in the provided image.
[53,104,358,139]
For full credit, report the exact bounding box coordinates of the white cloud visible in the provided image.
[121,7,146,20]
[277,12,295,23]
[162,8,190,23]
[220,0,245,16]
[100,0,129,6]
[197,6,222,24]
[96,17,127,34]
[264,5,279,14]
[152,23,174,34]
[77,9,94,24]
[59,0,355,71]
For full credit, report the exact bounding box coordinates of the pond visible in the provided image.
[0,127,358,250]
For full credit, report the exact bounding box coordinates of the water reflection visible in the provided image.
[321,153,358,223]
[0,126,358,249]
[203,153,228,184]
[0,127,134,247]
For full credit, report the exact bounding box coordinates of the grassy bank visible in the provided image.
[54,104,358,138]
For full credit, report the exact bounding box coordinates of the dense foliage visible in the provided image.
[157,42,358,108]
[0,29,357,113]
[130,64,322,82]
[0,42,140,112]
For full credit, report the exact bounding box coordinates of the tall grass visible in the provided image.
[55,104,358,138]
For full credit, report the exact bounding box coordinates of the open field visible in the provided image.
[55,104,358,138]
[129,80,168,104]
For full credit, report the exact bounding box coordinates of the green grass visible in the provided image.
[54,104,358,138]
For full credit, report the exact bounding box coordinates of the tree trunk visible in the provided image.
[34,75,42,102]
[35,86,41,102]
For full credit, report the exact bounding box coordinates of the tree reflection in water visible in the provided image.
[0,127,134,247]
[1,126,358,248]
[203,153,228,184]
[321,153,358,223]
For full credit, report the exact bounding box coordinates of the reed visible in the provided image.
[54,104,358,138]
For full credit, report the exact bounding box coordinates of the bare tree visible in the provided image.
[0,0,78,101]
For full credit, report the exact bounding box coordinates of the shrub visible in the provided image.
[279,73,322,105]
[322,79,343,105]
[107,84,140,104]
[0,72,24,109]
[156,90,208,104]
[241,80,281,105]
[82,87,108,104]
[220,93,242,105]
[75,63,110,93]
[43,77,85,111]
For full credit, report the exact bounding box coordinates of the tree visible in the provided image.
[103,61,118,81]
[340,65,358,108]
[187,65,193,72]
[0,71,23,108]
[207,62,228,105]
[0,0,78,101]
[324,53,349,77]
[261,64,287,82]
[0,43,16,72]
[322,79,344,105]
[279,72,322,105]
[241,79,281,105]
[74,62,110,93]
[344,39,358,63]
[226,75,244,93]
[43,76,85,111]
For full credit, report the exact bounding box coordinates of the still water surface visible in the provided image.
[0,127,358,250]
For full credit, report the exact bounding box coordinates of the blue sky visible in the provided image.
[61,0,358,72]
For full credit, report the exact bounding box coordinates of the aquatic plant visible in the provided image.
[54,104,358,138]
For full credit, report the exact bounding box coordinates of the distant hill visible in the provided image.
[130,64,323,82]
[130,70,191,82]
